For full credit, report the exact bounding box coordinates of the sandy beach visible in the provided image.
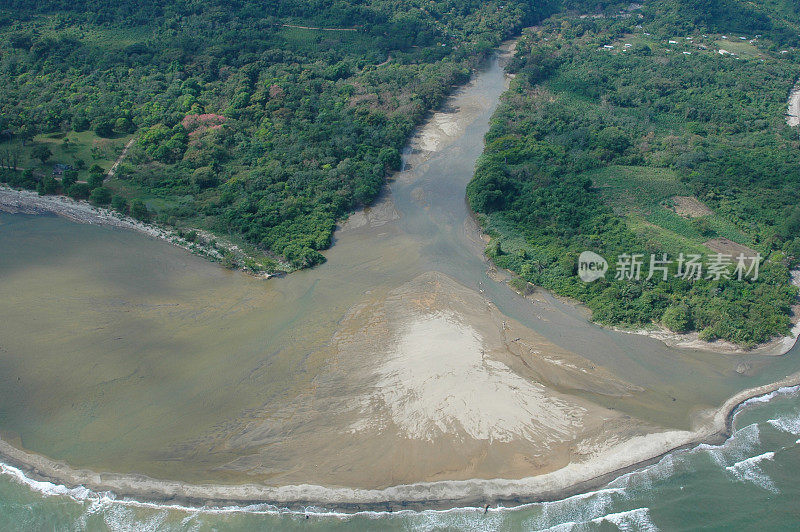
[0,367,797,511]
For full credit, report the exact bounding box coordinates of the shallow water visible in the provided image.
[1,49,800,512]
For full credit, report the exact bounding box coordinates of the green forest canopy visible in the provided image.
[467,1,800,345]
[0,0,558,268]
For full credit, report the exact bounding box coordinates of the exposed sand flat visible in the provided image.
[406,41,516,160]
[337,191,400,231]
[346,273,640,446]
[203,271,648,490]
[2,371,799,509]
[416,111,466,152]
[351,311,586,443]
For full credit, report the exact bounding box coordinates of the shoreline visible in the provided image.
[481,242,800,357]
[0,185,284,278]
[0,372,798,512]
[608,269,800,357]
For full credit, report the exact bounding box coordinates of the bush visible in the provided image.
[87,172,104,190]
[37,174,58,195]
[61,169,78,189]
[662,303,693,333]
[129,198,149,221]
[67,182,90,199]
[71,116,90,132]
[191,166,218,189]
[94,120,115,138]
[111,194,128,213]
[89,186,112,205]
[31,144,52,164]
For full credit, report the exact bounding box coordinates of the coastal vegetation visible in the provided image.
[0,0,559,271]
[1,0,798,344]
[468,2,800,345]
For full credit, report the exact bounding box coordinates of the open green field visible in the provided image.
[714,38,765,58]
[587,165,753,256]
[0,131,132,179]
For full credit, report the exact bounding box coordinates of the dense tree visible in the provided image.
[129,199,149,221]
[0,0,561,270]
[89,186,112,205]
[468,5,800,345]
[31,144,52,164]
[111,194,128,213]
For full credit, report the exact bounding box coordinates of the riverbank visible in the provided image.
[0,185,284,278]
[481,240,800,357]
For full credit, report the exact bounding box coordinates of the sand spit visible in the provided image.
[1,370,799,510]
[0,186,280,277]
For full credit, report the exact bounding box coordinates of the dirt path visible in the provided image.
[106,137,136,179]
[279,23,359,31]
[787,82,800,127]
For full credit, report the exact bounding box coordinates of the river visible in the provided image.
[1,48,800,528]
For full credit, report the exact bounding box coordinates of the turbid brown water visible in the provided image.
[1,48,799,508]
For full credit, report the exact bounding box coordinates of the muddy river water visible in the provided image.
[1,48,799,509]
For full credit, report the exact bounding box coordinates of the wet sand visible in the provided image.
[1,371,798,510]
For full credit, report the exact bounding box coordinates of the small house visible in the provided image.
[52,163,73,176]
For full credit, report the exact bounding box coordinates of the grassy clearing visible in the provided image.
[714,38,765,58]
[588,164,752,253]
[1,131,132,178]
[274,26,377,57]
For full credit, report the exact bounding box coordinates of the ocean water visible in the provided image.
[1,386,798,530]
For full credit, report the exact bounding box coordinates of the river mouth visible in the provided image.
[1,46,800,508]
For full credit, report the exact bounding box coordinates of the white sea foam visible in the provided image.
[0,462,96,501]
[735,385,800,411]
[767,412,800,435]
[609,452,680,491]
[696,422,762,468]
[725,452,778,492]
[525,487,627,529]
[537,507,657,531]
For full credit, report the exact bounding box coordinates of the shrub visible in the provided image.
[89,186,112,205]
